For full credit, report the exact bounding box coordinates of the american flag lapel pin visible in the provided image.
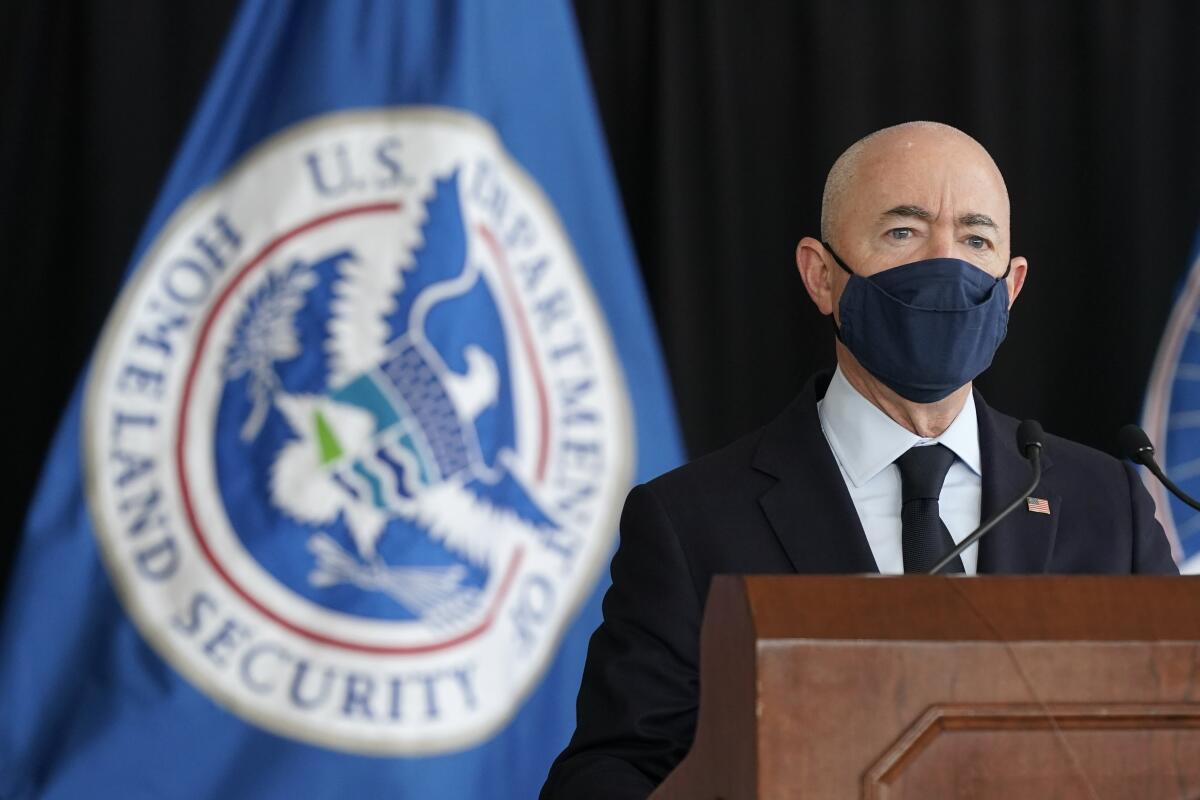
[1026,497,1051,515]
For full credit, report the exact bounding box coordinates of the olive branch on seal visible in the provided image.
[223,259,318,441]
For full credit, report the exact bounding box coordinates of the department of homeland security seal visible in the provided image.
[1142,243,1200,575]
[84,108,633,753]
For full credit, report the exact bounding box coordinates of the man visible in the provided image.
[541,122,1179,799]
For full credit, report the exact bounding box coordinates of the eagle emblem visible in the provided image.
[221,169,553,626]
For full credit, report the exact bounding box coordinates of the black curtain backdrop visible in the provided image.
[4,1,1199,602]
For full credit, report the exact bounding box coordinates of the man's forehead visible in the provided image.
[856,137,1008,212]
[821,122,1011,240]
[848,155,1010,230]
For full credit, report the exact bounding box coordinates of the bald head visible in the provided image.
[820,121,1010,244]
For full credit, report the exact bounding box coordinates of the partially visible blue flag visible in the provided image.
[0,2,683,797]
[1141,229,1200,575]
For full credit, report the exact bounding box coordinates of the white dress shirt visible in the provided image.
[816,366,983,574]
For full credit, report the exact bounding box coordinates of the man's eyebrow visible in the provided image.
[881,205,932,221]
[879,206,998,229]
[959,212,997,228]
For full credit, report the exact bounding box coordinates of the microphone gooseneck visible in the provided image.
[928,419,1045,575]
[1117,423,1200,513]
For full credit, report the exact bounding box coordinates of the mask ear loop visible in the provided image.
[821,241,856,276]
[820,242,853,342]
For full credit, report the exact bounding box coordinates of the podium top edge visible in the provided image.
[711,575,1200,642]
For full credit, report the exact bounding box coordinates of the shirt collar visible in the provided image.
[817,366,982,488]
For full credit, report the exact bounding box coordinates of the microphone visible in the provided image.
[1117,424,1200,512]
[928,419,1045,575]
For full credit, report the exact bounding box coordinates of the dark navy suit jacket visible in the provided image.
[541,372,1180,799]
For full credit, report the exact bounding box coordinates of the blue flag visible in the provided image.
[1141,229,1200,575]
[0,2,683,797]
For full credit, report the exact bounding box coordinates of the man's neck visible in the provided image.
[835,343,971,439]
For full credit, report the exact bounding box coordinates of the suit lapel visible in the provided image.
[974,391,1060,573]
[752,373,880,574]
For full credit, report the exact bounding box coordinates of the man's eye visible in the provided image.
[887,228,913,240]
[966,235,990,249]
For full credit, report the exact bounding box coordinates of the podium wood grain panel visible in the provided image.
[864,704,1200,798]
[650,576,1200,800]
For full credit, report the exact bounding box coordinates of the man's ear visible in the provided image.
[1005,256,1029,308]
[796,236,837,317]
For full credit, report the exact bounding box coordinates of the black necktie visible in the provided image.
[895,444,964,574]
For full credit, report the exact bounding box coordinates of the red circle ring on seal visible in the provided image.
[175,200,553,655]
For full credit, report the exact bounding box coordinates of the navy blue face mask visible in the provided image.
[823,242,1011,404]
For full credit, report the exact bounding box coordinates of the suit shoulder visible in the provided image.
[989,408,1126,480]
[642,425,771,507]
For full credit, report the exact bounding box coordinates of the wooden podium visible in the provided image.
[650,576,1200,799]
